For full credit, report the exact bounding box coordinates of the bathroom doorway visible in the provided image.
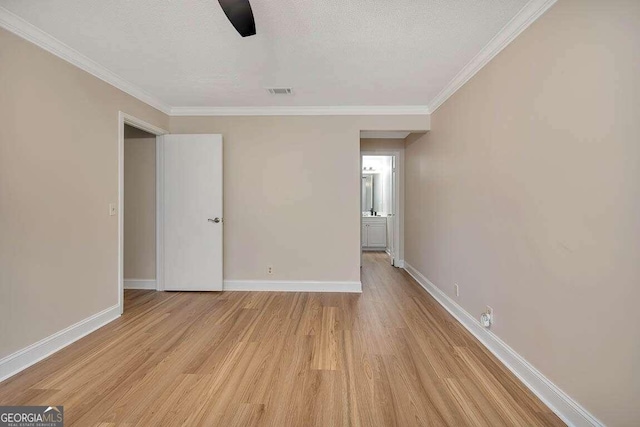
[360,152,403,267]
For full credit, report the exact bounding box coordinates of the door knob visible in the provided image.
[208,217,222,223]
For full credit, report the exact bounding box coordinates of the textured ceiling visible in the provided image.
[0,0,530,108]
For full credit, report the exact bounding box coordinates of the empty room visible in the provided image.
[0,0,637,426]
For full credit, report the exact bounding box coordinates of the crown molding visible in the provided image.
[0,6,172,115]
[1,0,555,118]
[427,0,558,113]
[0,9,426,119]
[170,105,430,116]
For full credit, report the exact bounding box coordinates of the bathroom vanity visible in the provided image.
[362,216,387,250]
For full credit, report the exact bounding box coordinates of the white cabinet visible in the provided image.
[362,217,387,249]
[368,223,387,247]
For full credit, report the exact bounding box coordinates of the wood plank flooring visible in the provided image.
[0,252,564,426]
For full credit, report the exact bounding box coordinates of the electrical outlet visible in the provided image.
[486,305,494,323]
[454,283,459,297]
[109,203,117,216]
[480,306,494,328]
[267,266,273,275]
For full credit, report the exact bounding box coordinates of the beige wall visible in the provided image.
[360,138,406,152]
[124,125,156,280]
[0,28,169,359]
[171,116,428,282]
[404,0,640,425]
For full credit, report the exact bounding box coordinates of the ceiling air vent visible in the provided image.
[266,87,293,95]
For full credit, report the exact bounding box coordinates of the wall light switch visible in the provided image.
[109,203,117,216]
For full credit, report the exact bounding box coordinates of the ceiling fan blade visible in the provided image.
[218,0,256,37]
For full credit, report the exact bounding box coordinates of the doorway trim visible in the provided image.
[361,150,404,268]
[118,112,168,314]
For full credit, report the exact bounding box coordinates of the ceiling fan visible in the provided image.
[218,0,256,37]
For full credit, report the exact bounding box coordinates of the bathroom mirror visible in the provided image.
[362,175,373,213]
[362,173,383,215]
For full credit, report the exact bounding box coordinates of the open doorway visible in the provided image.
[123,125,156,294]
[360,134,406,270]
[118,113,168,313]
[361,153,401,267]
[362,155,394,258]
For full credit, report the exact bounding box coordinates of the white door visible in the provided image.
[362,223,368,247]
[163,134,223,291]
[387,156,396,265]
[386,216,394,257]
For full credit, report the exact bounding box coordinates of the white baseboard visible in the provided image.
[223,280,362,293]
[403,262,604,427]
[124,279,157,290]
[0,304,120,383]
[394,259,405,268]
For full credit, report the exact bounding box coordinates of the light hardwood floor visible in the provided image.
[0,252,564,426]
